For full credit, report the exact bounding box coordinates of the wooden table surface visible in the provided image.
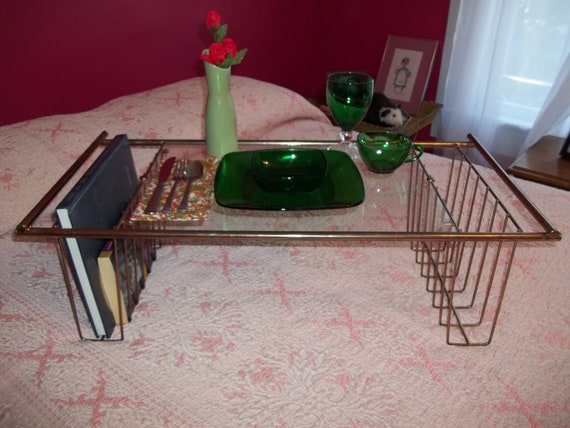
[508,135,570,190]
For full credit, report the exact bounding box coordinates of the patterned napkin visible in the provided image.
[130,157,219,222]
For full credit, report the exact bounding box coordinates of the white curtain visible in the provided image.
[519,52,570,156]
[435,0,570,167]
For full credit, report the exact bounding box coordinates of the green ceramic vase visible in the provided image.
[204,61,238,157]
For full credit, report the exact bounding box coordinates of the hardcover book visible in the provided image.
[55,134,139,339]
[98,239,150,325]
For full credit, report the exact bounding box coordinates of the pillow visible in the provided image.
[88,75,337,140]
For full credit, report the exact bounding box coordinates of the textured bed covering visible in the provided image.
[1,76,569,427]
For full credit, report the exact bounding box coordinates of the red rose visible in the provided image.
[200,11,246,67]
[221,38,238,57]
[202,42,228,65]
[205,10,221,30]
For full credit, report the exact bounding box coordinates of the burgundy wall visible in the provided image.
[0,0,450,126]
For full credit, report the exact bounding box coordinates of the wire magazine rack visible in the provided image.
[15,132,561,346]
[406,140,558,345]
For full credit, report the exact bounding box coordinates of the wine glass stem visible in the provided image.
[338,129,360,159]
[340,130,353,144]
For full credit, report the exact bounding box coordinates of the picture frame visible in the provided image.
[375,35,438,115]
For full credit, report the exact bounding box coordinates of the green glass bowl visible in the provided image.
[252,149,328,193]
[357,131,424,174]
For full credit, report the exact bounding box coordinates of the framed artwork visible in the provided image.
[375,35,438,115]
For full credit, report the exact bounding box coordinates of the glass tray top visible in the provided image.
[15,135,560,243]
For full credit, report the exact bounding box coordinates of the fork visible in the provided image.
[178,160,204,213]
[161,159,187,213]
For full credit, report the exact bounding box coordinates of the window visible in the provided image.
[436,0,570,166]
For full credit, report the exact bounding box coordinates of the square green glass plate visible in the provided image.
[214,149,365,210]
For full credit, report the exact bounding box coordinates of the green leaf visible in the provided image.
[212,24,228,43]
[231,48,248,65]
[219,56,232,68]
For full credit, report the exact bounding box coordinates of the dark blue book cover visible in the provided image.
[56,134,138,339]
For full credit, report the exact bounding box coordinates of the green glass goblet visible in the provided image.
[326,72,374,158]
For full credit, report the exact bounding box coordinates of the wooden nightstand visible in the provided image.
[507,135,570,190]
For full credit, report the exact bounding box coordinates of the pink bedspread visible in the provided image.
[1,76,569,427]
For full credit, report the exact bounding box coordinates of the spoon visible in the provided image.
[178,160,204,212]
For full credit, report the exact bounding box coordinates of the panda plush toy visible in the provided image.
[364,93,409,128]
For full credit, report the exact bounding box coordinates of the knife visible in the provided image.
[144,156,176,214]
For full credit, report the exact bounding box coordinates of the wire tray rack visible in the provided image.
[15,133,560,345]
[406,139,551,345]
